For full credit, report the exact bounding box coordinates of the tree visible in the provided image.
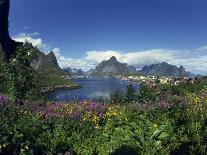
[138,83,158,103]
[5,42,40,102]
[126,83,137,103]
[110,89,124,104]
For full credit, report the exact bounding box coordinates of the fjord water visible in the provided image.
[49,77,139,101]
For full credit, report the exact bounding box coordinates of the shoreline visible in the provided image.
[42,84,82,94]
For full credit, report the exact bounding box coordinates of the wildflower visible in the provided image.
[12,58,17,63]
[153,124,158,128]
[0,95,8,106]
[95,124,99,128]
[27,51,32,56]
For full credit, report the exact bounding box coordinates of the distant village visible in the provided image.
[116,75,207,86]
[62,74,207,87]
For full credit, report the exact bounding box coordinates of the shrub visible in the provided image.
[125,83,137,103]
[138,83,158,103]
[110,89,125,104]
[4,43,41,102]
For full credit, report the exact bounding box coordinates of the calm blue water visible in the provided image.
[49,77,140,101]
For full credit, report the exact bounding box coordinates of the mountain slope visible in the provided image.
[92,56,137,75]
[28,45,73,87]
[32,50,65,76]
[140,62,194,77]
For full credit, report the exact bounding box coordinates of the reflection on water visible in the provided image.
[49,77,140,102]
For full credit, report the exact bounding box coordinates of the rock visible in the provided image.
[46,51,58,66]
[140,62,194,77]
[92,56,137,75]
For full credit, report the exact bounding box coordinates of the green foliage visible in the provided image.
[126,83,137,103]
[1,95,207,154]
[161,79,207,96]
[138,83,159,103]
[110,89,125,104]
[0,58,7,93]
[110,83,139,104]
[4,43,41,101]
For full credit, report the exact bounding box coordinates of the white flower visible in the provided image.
[27,51,32,56]
[12,58,17,63]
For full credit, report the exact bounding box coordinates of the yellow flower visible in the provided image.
[95,124,99,128]
[153,124,158,128]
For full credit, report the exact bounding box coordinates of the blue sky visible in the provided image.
[9,0,207,74]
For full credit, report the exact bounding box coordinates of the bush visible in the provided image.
[110,89,125,104]
[3,43,42,102]
[126,83,137,103]
[138,83,159,103]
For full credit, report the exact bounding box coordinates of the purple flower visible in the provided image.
[158,99,171,109]
[37,100,108,121]
[0,95,8,106]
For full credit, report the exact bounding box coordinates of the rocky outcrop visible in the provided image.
[46,51,59,66]
[92,56,137,75]
[140,62,194,77]
[30,49,65,76]
[0,0,15,58]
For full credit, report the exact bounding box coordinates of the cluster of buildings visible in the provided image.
[117,75,206,86]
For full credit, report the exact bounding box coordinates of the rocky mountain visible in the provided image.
[0,0,16,58]
[92,56,137,75]
[140,62,194,77]
[46,51,59,66]
[63,67,84,76]
[30,48,66,77]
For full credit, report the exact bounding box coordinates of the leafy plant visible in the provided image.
[125,83,137,103]
[138,83,158,103]
[4,43,41,102]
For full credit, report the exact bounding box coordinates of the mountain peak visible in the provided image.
[109,56,117,62]
[141,62,194,77]
[47,51,56,57]
[179,65,185,70]
[46,51,58,66]
[92,56,137,75]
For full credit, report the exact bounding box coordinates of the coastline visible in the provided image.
[42,83,82,94]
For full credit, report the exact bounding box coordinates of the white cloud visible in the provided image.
[12,32,50,52]
[12,32,207,75]
[85,49,174,68]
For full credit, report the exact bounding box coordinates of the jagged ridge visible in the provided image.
[92,56,137,75]
[140,62,195,77]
